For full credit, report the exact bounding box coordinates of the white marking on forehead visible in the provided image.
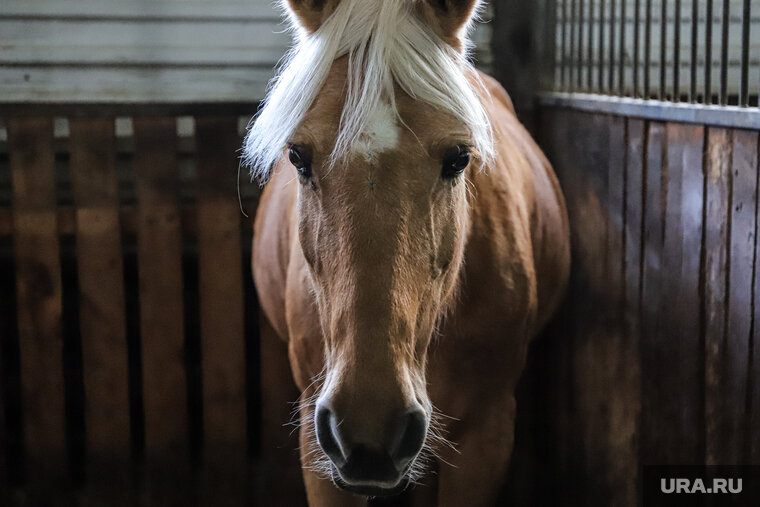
[352,101,399,163]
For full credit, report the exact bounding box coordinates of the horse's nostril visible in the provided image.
[391,409,427,464]
[315,404,346,466]
[315,403,427,483]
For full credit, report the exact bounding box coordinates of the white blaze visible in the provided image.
[352,101,399,162]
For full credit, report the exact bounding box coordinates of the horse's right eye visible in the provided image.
[441,144,471,179]
[288,145,312,179]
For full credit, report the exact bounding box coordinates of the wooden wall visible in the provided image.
[0,0,494,104]
[0,0,289,103]
[504,107,760,506]
[0,112,306,506]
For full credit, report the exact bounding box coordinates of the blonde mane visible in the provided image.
[243,0,494,181]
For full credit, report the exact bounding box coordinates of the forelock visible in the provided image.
[243,0,493,183]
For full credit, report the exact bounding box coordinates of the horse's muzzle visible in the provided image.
[315,404,427,496]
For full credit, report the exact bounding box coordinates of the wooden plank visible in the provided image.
[624,119,645,338]
[0,66,273,104]
[622,118,644,502]
[257,316,304,505]
[724,129,758,465]
[751,132,760,465]
[703,127,732,466]
[550,110,612,503]
[68,118,132,500]
[0,0,280,20]
[0,236,22,502]
[658,122,705,464]
[0,20,289,66]
[195,117,247,505]
[0,251,9,504]
[639,121,667,465]
[7,117,66,496]
[579,111,612,505]
[132,117,190,501]
[531,107,576,504]
[604,115,639,505]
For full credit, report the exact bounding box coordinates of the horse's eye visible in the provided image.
[441,145,471,179]
[288,144,312,179]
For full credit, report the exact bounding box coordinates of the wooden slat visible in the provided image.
[604,115,638,505]
[532,108,576,503]
[195,117,246,504]
[0,258,9,503]
[639,121,666,465]
[724,129,758,464]
[7,117,66,495]
[258,316,304,505]
[751,132,760,465]
[703,127,732,466]
[622,117,644,500]
[0,20,289,66]
[0,66,273,104]
[0,0,279,20]
[68,118,131,498]
[624,119,645,336]
[553,110,613,503]
[132,117,189,500]
[658,122,705,464]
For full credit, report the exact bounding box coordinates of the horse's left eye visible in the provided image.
[288,144,312,180]
[441,145,470,179]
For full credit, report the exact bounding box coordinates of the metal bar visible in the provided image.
[690,0,698,102]
[660,0,668,99]
[619,0,626,95]
[705,0,713,104]
[538,92,760,129]
[633,0,641,97]
[674,0,681,101]
[739,0,750,107]
[588,0,595,90]
[609,0,616,91]
[720,0,729,105]
[644,0,652,97]
[560,0,568,89]
[570,0,577,90]
[578,0,585,89]
[544,0,559,91]
[599,0,606,90]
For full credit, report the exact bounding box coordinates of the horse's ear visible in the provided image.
[282,0,341,33]
[416,0,481,47]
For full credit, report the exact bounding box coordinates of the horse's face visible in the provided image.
[289,58,473,495]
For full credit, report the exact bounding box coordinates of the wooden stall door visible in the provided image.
[506,107,760,506]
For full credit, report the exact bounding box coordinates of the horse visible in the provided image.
[245,0,570,505]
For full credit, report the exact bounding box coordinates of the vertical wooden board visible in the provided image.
[69,118,131,497]
[0,344,4,496]
[624,119,646,319]
[555,109,611,505]
[659,122,705,464]
[0,232,23,501]
[534,107,576,503]
[639,121,666,465]
[604,115,639,506]
[725,129,758,465]
[751,132,760,465]
[257,316,304,505]
[623,118,645,502]
[703,128,732,466]
[132,117,189,497]
[7,117,67,494]
[195,117,246,504]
